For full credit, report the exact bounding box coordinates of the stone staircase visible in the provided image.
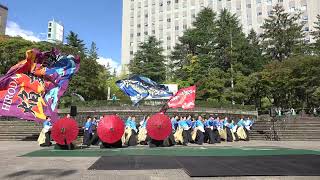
[0,120,42,141]
[250,117,320,141]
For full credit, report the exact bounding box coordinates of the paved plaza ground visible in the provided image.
[0,140,320,180]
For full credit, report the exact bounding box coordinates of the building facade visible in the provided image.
[121,0,320,73]
[47,20,64,43]
[0,4,8,35]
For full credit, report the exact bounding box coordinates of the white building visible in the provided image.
[0,4,8,35]
[47,20,64,43]
[121,0,320,73]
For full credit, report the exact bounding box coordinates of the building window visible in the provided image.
[167,18,171,22]
[183,24,187,29]
[48,28,51,32]
[304,27,309,31]
[48,34,51,38]
[175,26,179,30]
[167,1,171,5]
[130,33,134,38]
[246,4,251,8]
[257,12,262,16]
[167,46,171,50]
[137,32,141,36]
[175,0,179,3]
[167,36,171,40]
[137,24,141,28]
[130,51,134,55]
[144,31,148,35]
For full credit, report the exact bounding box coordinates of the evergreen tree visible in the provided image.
[88,42,98,60]
[66,31,86,52]
[239,29,266,75]
[170,8,217,83]
[215,9,247,71]
[129,36,166,82]
[261,4,304,61]
[311,14,320,55]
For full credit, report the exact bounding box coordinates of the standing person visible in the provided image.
[223,117,234,142]
[243,117,254,141]
[186,115,193,143]
[112,94,117,104]
[178,116,191,146]
[191,116,205,145]
[204,115,215,144]
[90,117,100,145]
[138,116,149,145]
[218,118,227,141]
[83,116,92,146]
[236,116,247,140]
[213,116,222,143]
[38,116,53,147]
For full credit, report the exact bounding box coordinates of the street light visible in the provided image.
[230,28,235,105]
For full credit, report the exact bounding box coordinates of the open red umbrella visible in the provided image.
[147,112,171,141]
[51,117,79,145]
[97,115,125,144]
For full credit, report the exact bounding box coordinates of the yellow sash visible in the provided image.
[219,129,227,140]
[236,126,247,140]
[191,127,200,141]
[37,128,46,145]
[174,128,184,144]
[121,127,133,145]
[137,127,147,143]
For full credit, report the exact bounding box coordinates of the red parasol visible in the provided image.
[51,117,79,145]
[146,112,172,141]
[97,115,125,144]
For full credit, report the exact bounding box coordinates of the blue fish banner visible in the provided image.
[116,75,173,105]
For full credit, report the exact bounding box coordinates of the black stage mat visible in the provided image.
[179,155,320,177]
[88,156,181,170]
[88,155,320,177]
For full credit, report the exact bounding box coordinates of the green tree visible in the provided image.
[88,42,98,60]
[66,31,86,52]
[215,9,247,71]
[0,36,33,75]
[261,4,304,61]
[170,8,217,82]
[259,56,320,109]
[129,36,166,82]
[239,29,266,75]
[311,14,320,55]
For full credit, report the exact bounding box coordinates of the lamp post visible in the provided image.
[230,28,235,105]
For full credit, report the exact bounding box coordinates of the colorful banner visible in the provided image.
[116,75,173,105]
[167,86,196,110]
[0,49,80,122]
